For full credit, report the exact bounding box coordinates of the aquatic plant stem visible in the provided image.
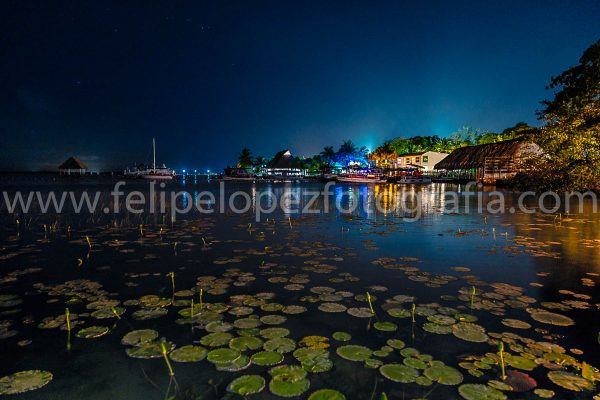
[65,308,71,332]
[366,292,375,315]
[411,303,416,323]
[85,235,92,249]
[470,286,476,308]
[161,342,175,377]
[498,342,506,380]
[168,272,175,296]
[111,307,121,320]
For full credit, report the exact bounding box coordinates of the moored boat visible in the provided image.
[336,173,387,184]
[124,138,176,180]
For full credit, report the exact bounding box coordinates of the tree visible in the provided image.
[237,147,254,169]
[533,39,600,190]
[320,146,336,166]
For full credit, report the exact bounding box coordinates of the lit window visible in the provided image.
[415,157,420,163]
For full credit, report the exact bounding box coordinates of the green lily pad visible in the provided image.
[0,370,53,395]
[379,363,419,383]
[308,389,346,400]
[452,322,489,343]
[126,341,174,359]
[230,336,264,351]
[547,371,595,391]
[251,351,284,366]
[373,322,397,332]
[458,384,507,400]
[424,364,463,385]
[264,337,296,353]
[269,365,310,397]
[205,321,233,332]
[216,354,251,372]
[200,332,234,347]
[260,315,287,325]
[387,308,411,318]
[404,357,427,370]
[234,318,262,329]
[501,319,531,329]
[121,329,158,346]
[227,375,265,395]
[386,339,405,350]
[319,303,347,313]
[207,348,241,364]
[423,322,452,334]
[332,331,351,341]
[336,345,372,361]
[260,327,290,339]
[169,345,207,362]
[76,325,109,339]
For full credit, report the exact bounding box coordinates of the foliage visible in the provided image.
[237,147,254,169]
[530,38,600,191]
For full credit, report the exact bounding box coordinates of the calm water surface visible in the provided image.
[1,178,599,399]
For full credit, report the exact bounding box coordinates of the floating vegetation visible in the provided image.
[227,374,266,395]
[308,389,346,400]
[169,345,208,362]
[0,370,53,395]
[379,363,419,383]
[76,326,109,339]
[336,345,373,361]
[268,365,310,397]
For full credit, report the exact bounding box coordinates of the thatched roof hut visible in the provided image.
[434,139,541,183]
[267,150,296,169]
[58,157,88,175]
[435,140,540,170]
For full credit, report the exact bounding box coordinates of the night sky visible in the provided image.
[1,1,599,172]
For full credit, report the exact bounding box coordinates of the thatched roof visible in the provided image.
[59,156,88,170]
[267,150,297,169]
[434,139,540,170]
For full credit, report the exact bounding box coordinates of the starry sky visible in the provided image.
[1,1,599,172]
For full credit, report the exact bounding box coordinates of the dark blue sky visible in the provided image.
[1,1,599,172]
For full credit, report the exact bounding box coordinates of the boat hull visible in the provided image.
[337,177,387,184]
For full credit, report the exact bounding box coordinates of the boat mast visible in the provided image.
[152,138,156,172]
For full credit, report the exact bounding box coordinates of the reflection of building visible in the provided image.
[265,150,303,177]
[58,157,88,175]
[394,151,448,171]
[434,139,541,183]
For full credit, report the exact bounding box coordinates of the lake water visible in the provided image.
[1,177,599,399]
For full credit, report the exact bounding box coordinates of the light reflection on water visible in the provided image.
[1,179,600,399]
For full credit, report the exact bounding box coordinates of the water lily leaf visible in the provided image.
[308,389,346,400]
[386,339,405,350]
[169,345,207,362]
[336,345,372,361]
[264,337,296,353]
[251,351,284,366]
[230,336,264,351]
[269,365,310,397]
[452,322,489,343]
[260,327,290,339]
[530,311,574,327]
[547,371,595,391]
[126,341,174,359]
[121,329,159,346]
[76,326,109,339]
[332,331,351,341]
[260,315,287,325]
[379,363,419,383]
[423,322,452,334]
[318,303,347,313]
[207,348,241,364]
[458,383,507,400]
[424,364,463,385]
[373,322,397,332]
[227,375,265,395]
[500,319,531,329]
[200,332,234,347]
[0,370,53,395]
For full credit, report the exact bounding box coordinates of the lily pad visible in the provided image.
[76,326,109,339]
[269,365,310,397]
[251,351,284,366]
[260,327,290,339]
[227,375,265,396]
[452,322,489,343]
[547,371,595,391]
[126,341,174,359]
[264,337,296,353]
[260,315,287,325]
[332,331,351,341]
[458,383,507,400]
[336,345,372,361]
[373,322,397,332]
[379,363,419,383]
[230,336,264,351]
[169,345,207,362]
[530,311,574,327]
[201,332,234,347]
[207,348,241,364]
[0,370,53,395]
[424,364,463,385]
[308,389,346,400]
[121,329,158,346]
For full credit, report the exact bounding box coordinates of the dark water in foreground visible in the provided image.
[1,178,600,399]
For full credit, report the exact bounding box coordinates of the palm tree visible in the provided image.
[237,147,253,168]
[320,146,336,167]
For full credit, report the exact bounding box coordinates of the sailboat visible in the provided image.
[124,138,176,180]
